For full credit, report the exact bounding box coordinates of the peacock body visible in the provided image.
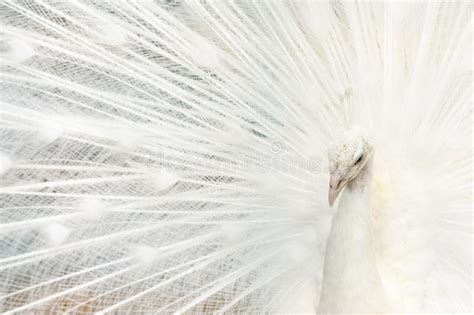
[0,0,472,314]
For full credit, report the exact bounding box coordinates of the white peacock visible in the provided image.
[0,1,471,314]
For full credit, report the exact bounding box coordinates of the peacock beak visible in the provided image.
[328,173,346,207]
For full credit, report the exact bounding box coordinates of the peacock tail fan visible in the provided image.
[0,0,472,314]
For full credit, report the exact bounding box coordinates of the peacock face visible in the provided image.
[327,128,373,206]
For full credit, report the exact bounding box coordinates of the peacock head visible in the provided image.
[327,127,373,207]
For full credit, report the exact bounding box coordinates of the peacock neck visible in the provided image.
[334,156,374,247]
[317,156,387,313]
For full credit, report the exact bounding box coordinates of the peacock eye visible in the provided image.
[354,155,363,165]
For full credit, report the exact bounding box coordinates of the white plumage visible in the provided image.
[0,0,472,314]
